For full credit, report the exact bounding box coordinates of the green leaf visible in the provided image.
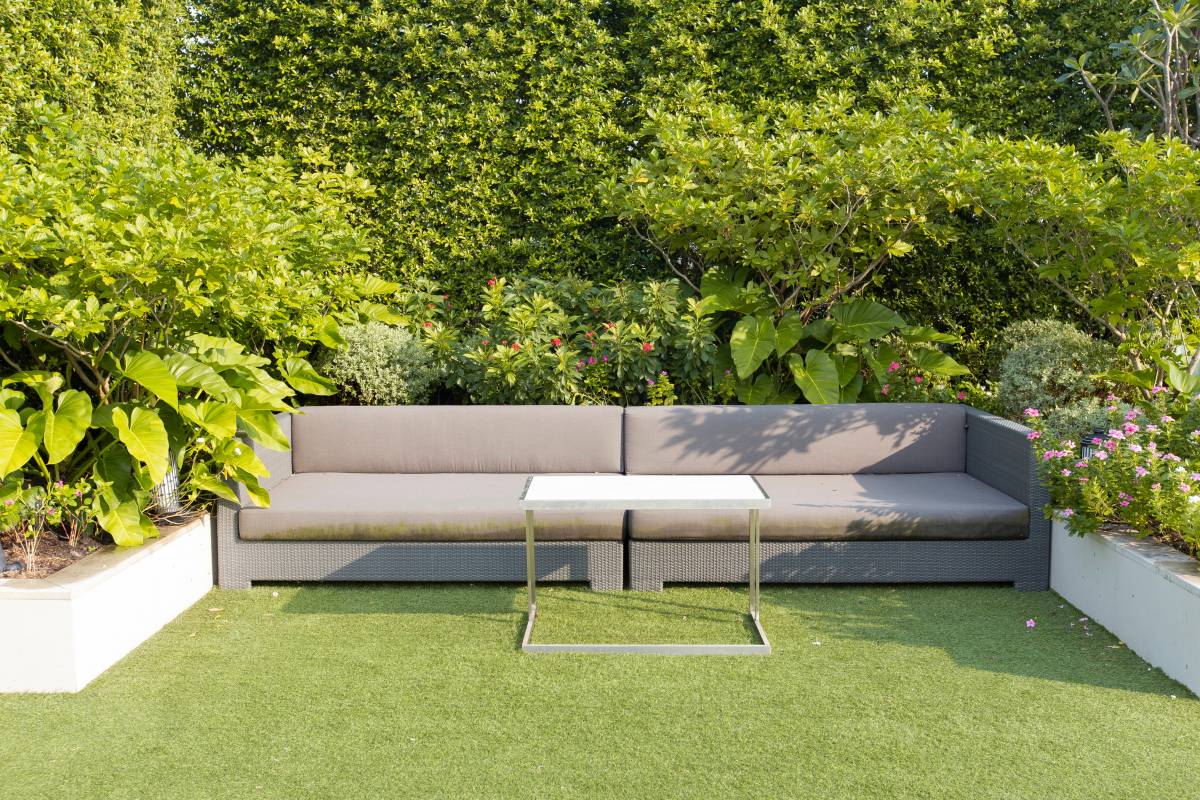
[774,312,805,357]
[829,300,903,342]
[730,315,776,379]
[911,347,971,377]
[699,269,742,314]
[164,352,234,400]
[355,274,401,296]
[899,325,960,344]
[834,355,862,387]
[43,390,93,464]
[0,408,38,476]
[316,317,347,348]
[1166,364,1200,394]
[123,351,178,409]
[179,400,238,439]
[788,350,840,404]
[215,439,270,478]
[96,500,158,546]
[0,388,24,410]
[112,407,170,484]
[840,373,864,403]
[280,356,336,396]
[238,410,291,451]
[3,371,64,407]
[232,469,271,508]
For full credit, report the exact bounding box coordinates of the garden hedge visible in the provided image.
[0,0,185,146]
[182,0,1140,365]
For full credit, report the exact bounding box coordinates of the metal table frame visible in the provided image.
[519,476,771,655]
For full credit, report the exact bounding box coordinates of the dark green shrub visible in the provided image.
[180,0,1139,297]
[317,324,437,405]
[0,0,185,145]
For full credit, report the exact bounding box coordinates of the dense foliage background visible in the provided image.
[0,0,185,146]
[179,0,1140,364]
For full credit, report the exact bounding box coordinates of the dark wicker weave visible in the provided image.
[628,408,1051,592]
[213,413,623,590]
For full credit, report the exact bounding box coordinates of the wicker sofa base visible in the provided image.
[216,501,622,590]
[629,539,1050,592]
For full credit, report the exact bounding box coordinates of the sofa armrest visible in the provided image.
[235,412,294,507]
[963,407,1045,507]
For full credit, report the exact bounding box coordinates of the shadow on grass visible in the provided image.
[765,584,1187,697]
[276,582,524,616]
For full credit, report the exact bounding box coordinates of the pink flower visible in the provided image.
[3,499,12,507]
[54,480,64,488]
[1163,453,1182,463]
[881,384,890,396]
[1027,431,1041,440]
[1093,451,1107,461]
[1145,424,1158,432]
[646,379,656,387]
[481,339,490,346]
[588,356,597,365]
[1151,483,1161,491]
[1181,483,1192,494]
[1023,408,1040,418]
[1162,415,1175,423]
[1078,476,1090,483]
[1075,460,1088,469]
[1190,473,1200,482]
[585,331,595,339]
[1134,466,1149,478]
[511,342,521,351]
[1103,439,1118,451]
[956,390,967,401]
[423,321,432,328]
[601,355,609,363]
[1128,443,1142,453]
[1122,422,1140,435]
[1105,393,1117,403]
[1150,384,1167,395]
[1107,429,1125,440]
[1026,619,1037,628]
[887,361,901,374]
[1125,409,1140,422]
[487,277,497,287]
[913,376,923,384]
[641,342,653,352]
[1119,500,1130,507]
[551,337,561,347]
[1061,468,1071,477]
[1062,508,1075,517]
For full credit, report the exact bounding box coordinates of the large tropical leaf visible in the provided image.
[164,352,234,400]
[43,390,93,464]
[911,347,971,377]
[96,500,158,546]
[730,315,776,379]
[279,356,336,396]
[788,350,840,404]
[112,407,170,484]
[0,408,38,476]
[829,300,904,342]
[238,410,291,451]
[179,400,238,439]
[899,325,960,344]
[123,351,178,409]
[774,312,805,357]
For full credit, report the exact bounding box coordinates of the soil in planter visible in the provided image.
[1100,521,1199,561]
[1,530,104,579]
[1,510,205,579]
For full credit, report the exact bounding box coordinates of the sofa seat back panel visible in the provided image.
[624,403,966,475]
[627,473,1028,541]
[239,473,625,542]
[291,405,623,474]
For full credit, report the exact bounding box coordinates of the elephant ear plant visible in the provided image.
[0,105,393,548]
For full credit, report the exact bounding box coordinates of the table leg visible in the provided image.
[749,509,761,620]
[524,510,537,613]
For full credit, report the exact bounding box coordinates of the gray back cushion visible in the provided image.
[292,405,623,474]
[624,404,966,475]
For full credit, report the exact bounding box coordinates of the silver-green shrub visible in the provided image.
[318,323,437,405]
[994,320,1118,421]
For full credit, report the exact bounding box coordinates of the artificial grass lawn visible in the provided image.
[5,584,1198,799]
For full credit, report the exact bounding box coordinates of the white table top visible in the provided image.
[518,475,770,511]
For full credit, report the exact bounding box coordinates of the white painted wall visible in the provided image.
[0,515,212,693]
[1051,518,1200,697]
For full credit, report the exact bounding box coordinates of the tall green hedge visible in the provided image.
[0,0,186,145]
[181,0,1139,357]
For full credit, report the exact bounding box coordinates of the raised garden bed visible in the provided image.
[1051,516,1200,697]
[0,514,213,693]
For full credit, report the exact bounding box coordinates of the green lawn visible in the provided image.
[5,584,1197,799]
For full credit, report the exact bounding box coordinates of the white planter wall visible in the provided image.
[0,515,212,693]
[1051,518,1200,696]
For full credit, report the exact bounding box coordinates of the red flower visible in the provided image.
[511,342,521,351]
[423,321,433,328]
[641,342,653,352]
[585,331,595,339]
[442,293,449,300]
[487,278,497,287]
[481,339,490,346]
[551,337,562,347]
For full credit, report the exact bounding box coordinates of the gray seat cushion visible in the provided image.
[239,473,624,542]
[624,403,966,474]
[628,473,1028,541]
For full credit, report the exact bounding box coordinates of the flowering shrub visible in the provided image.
[409,276,721,405]
[1026,393,1200,556]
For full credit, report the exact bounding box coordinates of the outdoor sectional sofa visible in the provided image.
[215,403,1049,592]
